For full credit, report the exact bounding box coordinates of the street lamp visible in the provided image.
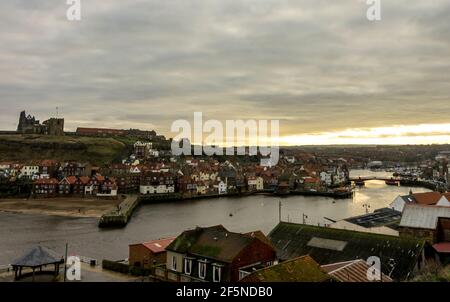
[363,204,371,214]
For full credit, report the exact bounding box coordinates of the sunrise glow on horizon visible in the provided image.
[279,123,450,146]
[197,123,450,147]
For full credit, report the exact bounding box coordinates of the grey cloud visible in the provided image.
[0,0,449,140]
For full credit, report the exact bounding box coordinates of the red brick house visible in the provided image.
[73,176,90,195]
[165,225,276,282]
[33,178,59,197]
[58,176,77,195]
[129,237,175,269]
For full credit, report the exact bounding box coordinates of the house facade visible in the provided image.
[165,225,276,282]
[129,237,175,269]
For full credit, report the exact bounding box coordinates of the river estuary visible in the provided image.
[0,170,430,265]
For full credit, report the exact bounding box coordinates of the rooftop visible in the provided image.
[345,207,402,229]
[268,222,424,281]
[321,259,393,282]
[240,255,332,282]
[12,246,63,268]
[400,204,450,230]
[166,225,272,263]
[131,237,176,254]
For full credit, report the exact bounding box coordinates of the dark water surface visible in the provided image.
[0,170,430,265]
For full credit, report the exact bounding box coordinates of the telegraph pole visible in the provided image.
[278,201,282,222]
[63,243,68,282]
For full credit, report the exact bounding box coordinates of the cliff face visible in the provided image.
[0,135,130,165]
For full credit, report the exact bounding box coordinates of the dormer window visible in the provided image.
[184,258,193,275]
[213,264,222,282]
[198,260,207,279]
[171,256,177,271]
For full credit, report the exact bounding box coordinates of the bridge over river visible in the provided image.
[349,176,400,182]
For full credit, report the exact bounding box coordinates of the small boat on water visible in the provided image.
[385,178,399,186]
[355,177,365,187]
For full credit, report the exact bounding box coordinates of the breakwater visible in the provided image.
[98,195,141,228]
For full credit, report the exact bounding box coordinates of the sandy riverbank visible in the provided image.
[0,197,122,218]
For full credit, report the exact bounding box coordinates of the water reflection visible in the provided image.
[0,170,430,265]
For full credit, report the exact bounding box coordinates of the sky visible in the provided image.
[1,0,450,145]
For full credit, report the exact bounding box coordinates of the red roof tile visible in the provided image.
[140,237,176,254]
[412,192,442,205]
[433,242,450,253]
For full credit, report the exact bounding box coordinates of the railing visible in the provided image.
[0,264,12,273]
[77,256,98,266]
[154,266,205,282]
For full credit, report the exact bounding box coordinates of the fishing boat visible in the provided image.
[385,178,399,186]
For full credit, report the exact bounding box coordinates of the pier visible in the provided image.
[98,195,140,228]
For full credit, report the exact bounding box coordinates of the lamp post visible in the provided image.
[363,204,371,214]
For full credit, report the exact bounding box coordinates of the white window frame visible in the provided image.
[198,261,207,279]
[171,256,177,271]
[184,258,192,275]
[213,264,222,282]
[239,270,250,280]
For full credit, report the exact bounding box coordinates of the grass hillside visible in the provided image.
[0,134,133,165]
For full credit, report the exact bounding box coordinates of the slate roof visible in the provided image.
[166,225,272,263]
[268,222,424,281]
[12,246,63,268]
[240,255,332,282]
[400,204,450,230]
[344,207,402,229]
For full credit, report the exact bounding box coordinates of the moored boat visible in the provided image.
[385,178,399,186]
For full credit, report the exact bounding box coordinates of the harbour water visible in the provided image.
[0,170,430,265]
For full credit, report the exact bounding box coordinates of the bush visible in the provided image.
[102,259,153,276]
[102,259,129,274]
[129,266,152,276]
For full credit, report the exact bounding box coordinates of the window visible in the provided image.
[213,264,222,282]
[198,261,207,279]
[184,258,192,275]
[171,256,177,271]
[239,270,250,280]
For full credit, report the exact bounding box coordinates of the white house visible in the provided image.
[97,188,118,197]
[20,165,39,178]
[140,184,175,194]
[130,166,141,174]
[389,191,443,212]
[320,172,333,186]
[85,184,94,195]
[436,194,450,207]
[218,181,227,195]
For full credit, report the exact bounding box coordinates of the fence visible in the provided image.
[153,266,205,282]
[0,264,12,273]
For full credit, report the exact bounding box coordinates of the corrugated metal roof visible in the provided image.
[400,205,450,230]
[322,259,393,282]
